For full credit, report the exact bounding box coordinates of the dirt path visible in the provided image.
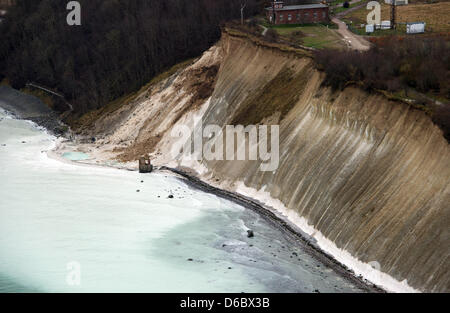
[332,17,371,51]
[260,25,268,36]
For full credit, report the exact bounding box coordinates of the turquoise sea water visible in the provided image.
[62,152,90,161]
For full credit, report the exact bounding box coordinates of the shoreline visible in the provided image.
[46,146,385,292]
[0,86,65,136]
[159,166,386,293]
[1,102,415,293]
[52,146,420,293]
[47,148,385,293]
[0,104,386,292]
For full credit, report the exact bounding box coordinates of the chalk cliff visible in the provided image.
[76,31,450,292]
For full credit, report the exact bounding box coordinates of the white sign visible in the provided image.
[381,20,391,29]
[407,22,425,34]
[385,0,409,4]
[366,24,374,33]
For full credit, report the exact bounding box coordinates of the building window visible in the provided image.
[296,14,300,21]
[314,12,318,19]
[304,13,309,19]
[280,14,284,21]
[322,11,326,19]
[288,14,292,21]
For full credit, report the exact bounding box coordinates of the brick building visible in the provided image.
[266,1,329,25]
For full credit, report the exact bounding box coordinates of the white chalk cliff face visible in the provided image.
[80,32,450,293]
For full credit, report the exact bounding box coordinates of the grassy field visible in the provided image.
[342,2,450,34]
[272,23,346,49]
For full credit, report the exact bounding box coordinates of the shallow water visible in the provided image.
[0,110,363,293]
[62,152,90,161]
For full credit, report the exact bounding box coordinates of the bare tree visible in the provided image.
[241,2,246,25]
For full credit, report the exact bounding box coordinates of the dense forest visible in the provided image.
[0,0,263,114]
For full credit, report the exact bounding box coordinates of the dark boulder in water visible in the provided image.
[247,230,254,238]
